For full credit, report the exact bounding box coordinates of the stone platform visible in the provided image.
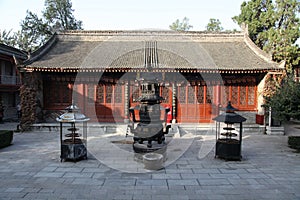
[0,122,299,199]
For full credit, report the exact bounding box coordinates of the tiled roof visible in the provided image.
[24,30,283,73]
[0,43,28,60]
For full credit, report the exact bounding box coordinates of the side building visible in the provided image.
[0,44,27,121]
[19,29,284,128]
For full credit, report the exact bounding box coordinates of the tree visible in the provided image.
[19,10,52,51]
[233,0,300,72]
[169,17,193,31]
[0,29,18,47]
[1,0,82,51]
[206,18,224,32]
[264,75,300,121]
[43,0,82,32]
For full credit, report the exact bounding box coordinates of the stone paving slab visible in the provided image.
[0,122,299,199]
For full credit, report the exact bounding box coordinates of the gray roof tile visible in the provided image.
[25,30,281,72]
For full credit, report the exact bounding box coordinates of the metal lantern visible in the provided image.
[129,75,171,153]
[56,103,90,162]
[213,101,246,160]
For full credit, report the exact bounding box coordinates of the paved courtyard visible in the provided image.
[0,122,300,200]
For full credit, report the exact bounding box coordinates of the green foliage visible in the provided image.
[20,10,52,51]
[288,136,300,150]
[169,17,193,31]
[0,29,17,46]
[206,18,224,32]
[0,130,13,148]
[233,0,300,72]
[43,0,83,32]
[262,72,284,98]
[233,0,275,48]
[264,75,300,121]
[1,0,82,51]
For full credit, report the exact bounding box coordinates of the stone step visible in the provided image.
[266,126,285,135]
[30,122,266,134]
[178,123,266,134]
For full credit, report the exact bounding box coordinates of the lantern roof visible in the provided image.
[213,112,247,123]
[56,103,90,122]
[224,101,237,113]
[213,101,246,123]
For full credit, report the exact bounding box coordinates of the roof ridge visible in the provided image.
[243,32,274,64]
[0,43,28,60]
[24,33,58,65]
[58,30,244,37]
[240,24,280,66]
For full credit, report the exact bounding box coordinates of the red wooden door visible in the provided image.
[129,84,140,121]
[95,84,125,122]
[160,85,173,122]
[74,83,125,122]
[177,85,213,123]
[198,85,214,123]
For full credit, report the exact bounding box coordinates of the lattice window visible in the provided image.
[44,81,72,108]
[178,86,186,104]
[220,85,256,109]
[197,86,204,104]
[239,86,246,105]
[72,84,78,104]
[96,84,104,104]
[188,86,195,104]
[221,86,230,105]
[114,84,123,103]
[206,86,213,104]
[106,85,113,103]
[248,86,255,105]
[132,85,139,102]
[161,86,169,103]
[231,86,238,105]
[87,84,95,104]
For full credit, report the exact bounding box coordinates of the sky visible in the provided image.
[0,0,246,32]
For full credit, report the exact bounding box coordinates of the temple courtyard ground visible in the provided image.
[0,122,299,200]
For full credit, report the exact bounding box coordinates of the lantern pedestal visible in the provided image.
[56,104,90,162]
[59,122,88,162]
[61,141,87,161]
[213,102,246,161]
[216,139,241,160]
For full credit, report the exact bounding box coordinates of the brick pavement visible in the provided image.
[0,122,299,199]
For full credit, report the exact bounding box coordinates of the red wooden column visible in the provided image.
[172,82,177,123]
[73,83,85,113]
[124,81,130,123]
[215,85,221,116]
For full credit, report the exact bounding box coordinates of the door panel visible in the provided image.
[95,84,124,122]
[177,85,213,123]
